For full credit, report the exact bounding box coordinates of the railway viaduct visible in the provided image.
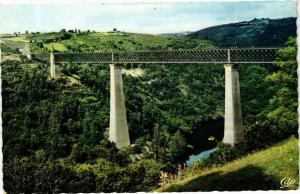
[35,48,278,148]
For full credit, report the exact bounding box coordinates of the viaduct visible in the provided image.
[34,48,278,149]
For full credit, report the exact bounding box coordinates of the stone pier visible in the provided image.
[109,64,130,149]
[50,53,56,79]
[223,64,244,145]
[50,53,61,79]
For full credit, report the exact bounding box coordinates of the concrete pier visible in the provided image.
[109,64,130,149]
[223,64,244,145]
[50,53,56,79]
[50,53,61,79]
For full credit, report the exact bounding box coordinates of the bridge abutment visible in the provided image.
[223,64,244,146]
[109,63,130,149]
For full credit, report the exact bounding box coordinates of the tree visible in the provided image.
[3,157,36,193]
[264,37,297,136]
[166,131,188,163]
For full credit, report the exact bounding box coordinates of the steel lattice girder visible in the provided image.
[51,48,279,64]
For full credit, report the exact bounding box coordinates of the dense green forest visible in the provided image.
[1,30,298,193]
[188,17,296,47]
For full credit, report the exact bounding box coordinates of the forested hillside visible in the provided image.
[188,17,296,47]
[1,28,298,192]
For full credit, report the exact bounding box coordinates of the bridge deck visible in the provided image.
[33,48,280,64]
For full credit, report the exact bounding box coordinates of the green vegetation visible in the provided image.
[44,42,67,52]
[265,37,297,133]
[189,17,296,47]
[1,39,26,49]
[156,136,299,191]
[28,31,213,53]
[3,35,29,43]
[1,43,15,53]
[1,26,298,193]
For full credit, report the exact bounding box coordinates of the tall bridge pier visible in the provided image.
[109,63,130,148]
[50,53,61,79]
[50,53,55,78]
[223,64,244,145]
[46,48,278,148]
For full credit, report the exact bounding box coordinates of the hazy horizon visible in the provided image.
[0,1,296,34]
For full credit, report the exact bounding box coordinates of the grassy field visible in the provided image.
[44,42,67,52]
[2,35,29,43]
[1,43,14,53]
[2,31,214,54]
[156,136,299,191]
[58,32,206,52]
[1,39,26,50]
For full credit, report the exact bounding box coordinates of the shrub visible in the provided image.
[128,159,162,191]
[35,160,89,193]
[193,141,248,168]
[3,157,37,193]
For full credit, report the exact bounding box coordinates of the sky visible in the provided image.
[0,0,296,34]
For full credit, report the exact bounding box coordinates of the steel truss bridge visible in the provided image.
[31,47,280,149]
[32,48,279,64]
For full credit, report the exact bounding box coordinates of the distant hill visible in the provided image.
[188,17,296,47]
[160,31,193,37]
